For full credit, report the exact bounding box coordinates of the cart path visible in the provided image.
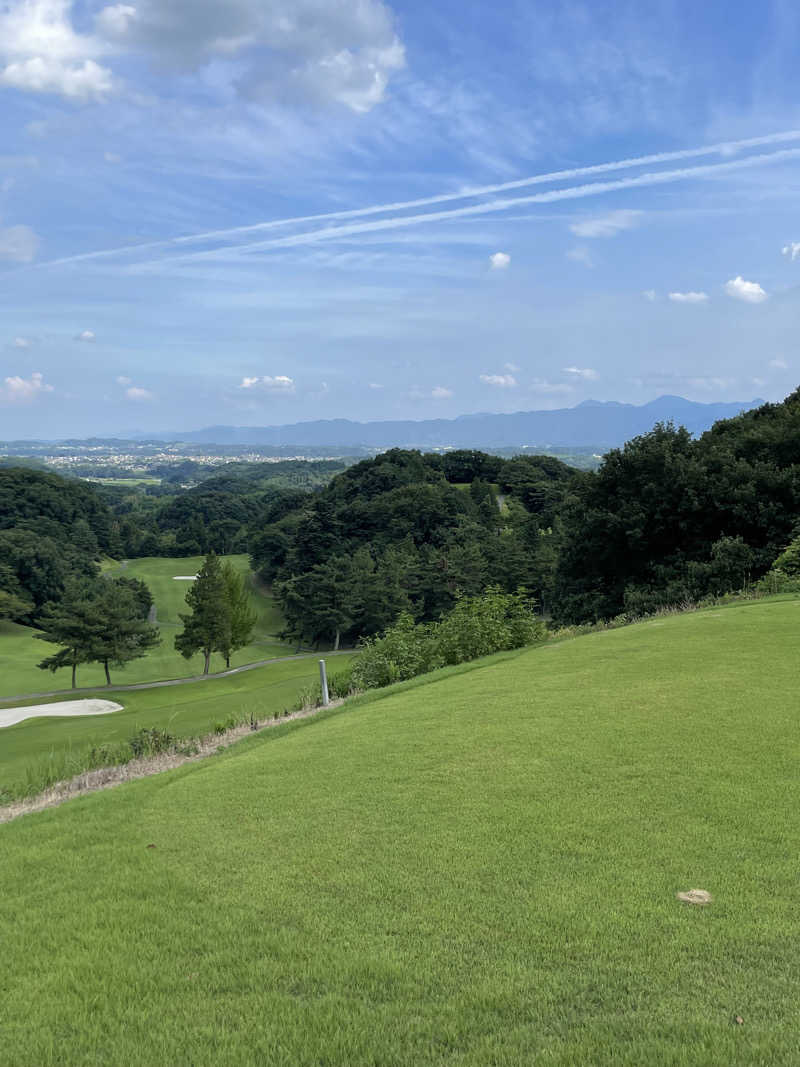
[0,650,352,706]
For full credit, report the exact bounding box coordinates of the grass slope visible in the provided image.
[0,654,353,797]
[0,555,290,698]
[2,598,799,1064]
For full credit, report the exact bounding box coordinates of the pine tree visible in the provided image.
[36,578,160,687]
[218,561,257,668]
[35,579,99,689]
[90,581,160,685]
[174,553,231,674]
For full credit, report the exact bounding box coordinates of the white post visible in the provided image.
[319,659,330,706]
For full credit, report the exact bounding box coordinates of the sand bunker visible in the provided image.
[1,699,123,729]
[173,575,198,581]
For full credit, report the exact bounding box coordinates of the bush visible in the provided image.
[771,536,800,577]
[756,568,800,595]
[129,727,175,759]
[350,589,545,694]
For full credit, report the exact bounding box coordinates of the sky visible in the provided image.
[1,0,799,438]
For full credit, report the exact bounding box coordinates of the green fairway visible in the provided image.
[2,597,799,1064]
[0,654,353,797]
[0,555,292,698]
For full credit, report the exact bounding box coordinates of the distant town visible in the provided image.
[0,438,602,485]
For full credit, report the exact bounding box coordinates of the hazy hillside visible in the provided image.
[140,395,762,449]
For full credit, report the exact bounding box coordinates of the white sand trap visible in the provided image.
[1,699,123,729]
[173,575,198,581]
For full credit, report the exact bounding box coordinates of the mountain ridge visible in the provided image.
[126,394,764,448]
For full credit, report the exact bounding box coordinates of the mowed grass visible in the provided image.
[2,597,799,1064]
[0,655,353,797]
[0,555,292,698]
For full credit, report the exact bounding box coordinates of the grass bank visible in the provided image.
[0,654,353,798]
[1,597,799,1063]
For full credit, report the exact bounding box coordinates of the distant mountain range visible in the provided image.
[135,395,763,449]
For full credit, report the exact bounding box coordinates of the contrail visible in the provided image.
[133,146,800,266]
[35,129,800,270]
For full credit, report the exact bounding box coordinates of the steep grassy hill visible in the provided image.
[2,598,799,1064]
[0,555,290,698]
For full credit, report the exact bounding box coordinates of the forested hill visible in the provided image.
[0,468,116,621]
[251,449,580,646]
[254,389,800,643]
[2,388,799,642]
[554,387,800,621]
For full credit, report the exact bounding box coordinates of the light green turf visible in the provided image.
[0,555,292,698]
[0,653,354,796]
[1,598,799,1064]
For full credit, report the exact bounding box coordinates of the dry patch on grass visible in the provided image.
[0,698,344,824]
[677,888,712,905]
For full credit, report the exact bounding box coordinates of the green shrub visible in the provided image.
[756,568,800,595]
[770,536,800,577]
[129,727,175,759]
[350,589,545,694]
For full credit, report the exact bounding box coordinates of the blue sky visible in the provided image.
[1,0,799,437]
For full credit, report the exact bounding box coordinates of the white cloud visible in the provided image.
[488,251,511,270]
[104,151,122,164]
[504,362,520,372]
[782,242,800,261]
[566,245,594,267]
[116,375,132,385]
[95,4,137,37]
[1,370,53,403]
[529,380,574,395]
[0,0,404,109]
[76,329,96,342]
[0,56,112,98]
[480,373,517,387]
[642,289,657,301]
[368,382,384,389]
[668,291,709,304]
[126,386,153,401]
[0,0,113,101]
[95,0,405,112]
[0,223,39,262]
[570,209,643,238]
[239,374,295,393]
[687,377,736,391]
[431,385,453,399]
[769,357,788,369]
[563,366,598,380]
[13,336,31,348]
[724,276,767,303]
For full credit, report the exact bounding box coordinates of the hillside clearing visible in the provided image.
[1,598,799,1064]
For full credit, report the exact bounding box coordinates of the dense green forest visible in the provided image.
[1,388,799,646]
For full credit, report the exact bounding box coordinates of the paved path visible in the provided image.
[0,650,352,706]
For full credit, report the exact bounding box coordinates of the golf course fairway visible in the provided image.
[1,597,799,1064]
[0,555,291,698]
